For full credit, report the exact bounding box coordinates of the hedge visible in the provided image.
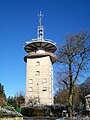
[21,105,67,117]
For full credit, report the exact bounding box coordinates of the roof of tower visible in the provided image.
[24,11,57,53]
[24,39,56,53]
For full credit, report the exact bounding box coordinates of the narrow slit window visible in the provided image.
[36,71,40,76]
[42,87,47,91]
[29,79,33,84]
[28,87,32,92]
[36,61,40,66]
[43,78,47,83]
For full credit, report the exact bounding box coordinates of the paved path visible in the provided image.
[23,117,56,120]
[23,116,90,120]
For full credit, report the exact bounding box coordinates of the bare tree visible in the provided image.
[14,90,25,107]
[27,97,40,106]
[56,32,90,117]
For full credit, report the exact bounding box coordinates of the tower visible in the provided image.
[24,11,56,105]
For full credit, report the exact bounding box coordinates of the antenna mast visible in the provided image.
[38,11,44,40]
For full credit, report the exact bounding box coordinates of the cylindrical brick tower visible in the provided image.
[24,11,57,106]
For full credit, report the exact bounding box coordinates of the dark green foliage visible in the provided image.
[21,105,66,117]
[7,93,25,110]
[0,83,6,106]
[50,105,62,117]
[21,107,32,116]
[0,83,4,94]
[21,106,50,116]
[7,96,17,109]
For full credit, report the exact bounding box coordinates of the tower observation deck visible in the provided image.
[24,11,57,105]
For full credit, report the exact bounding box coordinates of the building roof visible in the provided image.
[85,94,90,98]
[24,39,56,53]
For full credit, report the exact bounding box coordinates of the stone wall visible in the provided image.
[0,117,23,120]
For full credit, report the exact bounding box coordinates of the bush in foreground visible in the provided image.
[21,105,66,117]
[0,106,22,117]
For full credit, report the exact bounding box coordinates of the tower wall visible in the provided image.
[25,56,54,105]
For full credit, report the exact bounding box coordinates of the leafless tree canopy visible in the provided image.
[57,32,90,86]
[56,32,90,116]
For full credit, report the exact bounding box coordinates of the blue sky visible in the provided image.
[0,0,90,97]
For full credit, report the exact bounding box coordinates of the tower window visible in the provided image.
[36,61,40,66]
[29,87,32,92]
[42,87,47,91]
[36,71,40,76]
[39,29,43,37]
[50,93,52,98]
[43,78,47,83]
[29,79,33,84]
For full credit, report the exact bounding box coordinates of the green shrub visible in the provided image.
[50,105,62,117]
[21,106,50,116]
[21,105,65,117]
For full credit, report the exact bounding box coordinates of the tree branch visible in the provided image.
[73,56,84,84]
[62,80,69,89]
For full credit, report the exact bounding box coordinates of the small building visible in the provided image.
[85,94,90,111]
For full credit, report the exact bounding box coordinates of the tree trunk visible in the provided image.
[68,87,73,118]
